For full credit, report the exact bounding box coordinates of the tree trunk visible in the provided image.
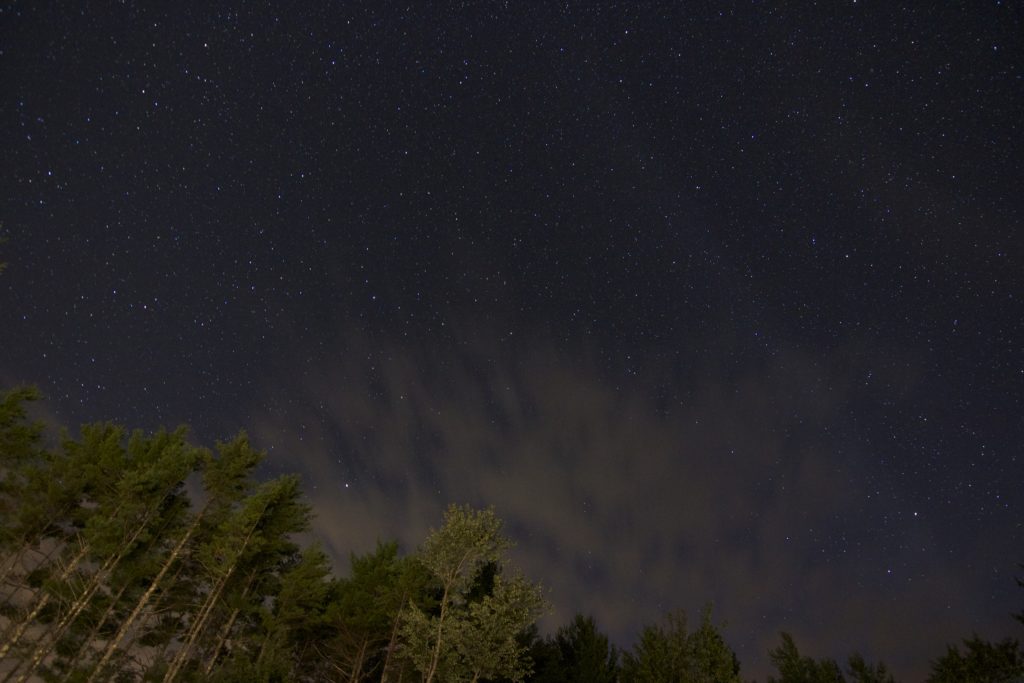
[379,594,408,683]
[17,558,110,680]
[0,535,33,602]
[161,564,232,683]
[0,541,90,661]
[86,512,203,683]
[1,540,63,607]
[17,506,159,683]
[348,637,367,683]
[423,584,451,683]
[201,606,239,676]
[161,509,263,683]
[122,560,185,677]
[202,568,256,676]
[60,580,130,682]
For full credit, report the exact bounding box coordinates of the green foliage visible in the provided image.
[926,635,1024,683]
[767,632,844,683]
[768,634,896,683]
[621,606,741,683]
[8,383,1024,683]
[847,653,896,683]
[325,540,433,681]
[453,572,545,681]
[0,384,43,464]
[528,614,619,683]
[0,385,44,547]
[400,504,545,683]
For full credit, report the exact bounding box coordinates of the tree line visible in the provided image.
[0,386,1021,682]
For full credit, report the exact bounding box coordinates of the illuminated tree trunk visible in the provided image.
[86,513,203,683]
[161,500,267,683]
[202,568,257,676]
[0,541,90,661]
[60,580,130,682]
[17,493,171,683]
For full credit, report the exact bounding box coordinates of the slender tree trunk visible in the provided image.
[348,638,367,683]
[161,569,228,683]
[0,540,63,607]
[0,536,33,600]
[201,606,239,676]
[86,512,204,683]
[202,568,256,676]
[423,585,451,683]
[162,510,263,683]
[60,580,130,682]
[16,511,156,683]
[0,541,90,661]
[17,558,110,680]
[120,559,185,678]
[0,651,25,683]
[256,632,271,668]
[379,594,407,683]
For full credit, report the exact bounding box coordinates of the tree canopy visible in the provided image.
[1,385,1021,682]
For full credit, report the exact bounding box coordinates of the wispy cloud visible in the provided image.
[249,330,1013,680]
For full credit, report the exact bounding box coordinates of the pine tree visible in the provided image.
[0,422,129,668]
[926,636,1024,683]
[14,426,203,682]
[161,474,310,682]
[767,632,844,683]
[326,541,417,682]
[86,433,261,682]
[528,614,619,683]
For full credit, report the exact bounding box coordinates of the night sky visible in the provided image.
[2,2,1022,679]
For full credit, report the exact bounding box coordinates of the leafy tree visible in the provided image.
[399,504,544,683]
[323,541,433,682]
[847,653,896,683]
[0,386,45,590]
[767,634,896,683]
[528,614,619,683]
[767,632,843,683]
[231,543,336,682]
[621,606,741,683]
[452,572,544,682]
[926,635,1024,683]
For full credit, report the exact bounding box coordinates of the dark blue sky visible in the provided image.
[2,2,1021,679]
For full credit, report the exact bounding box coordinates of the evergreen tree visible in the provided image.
[767,633,844,683]
[621,606,741,683]
[528,614,619,683]
[926,636,1024,683]
[161,473,310,682]
[0,386,45,601]
[846,653,896,683]
[14,426,203,682]
[324,541,432,682]
[86,433,262,682]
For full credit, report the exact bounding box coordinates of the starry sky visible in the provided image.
[1,2,1022,679]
